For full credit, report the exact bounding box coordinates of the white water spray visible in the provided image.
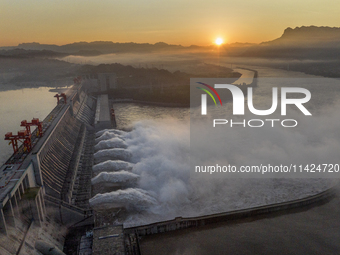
[89,188,157,211]
[94,137,128,151]
[92,160,134,174]
[94,149,132,164]
[92,171,139,186]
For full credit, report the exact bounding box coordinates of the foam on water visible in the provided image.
[92,160,134,174]
[94,137,128,151]
[89,188,157,211]
[92,171,139,185]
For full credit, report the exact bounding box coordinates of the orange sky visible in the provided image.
[1,0,340,47]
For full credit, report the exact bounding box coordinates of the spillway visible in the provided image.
[94,137,128,151]
[96,128,127,137]
[89,188,157,211]
[92,160,134,174]
[94,148,132,163]
[95,130,125,144]
[92,171,139,186]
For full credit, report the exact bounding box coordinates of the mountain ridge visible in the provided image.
[261,26,340,46]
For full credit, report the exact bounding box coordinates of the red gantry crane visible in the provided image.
[73,76,82,84]
[4,118,43,154]
[5,130,32,154]
[54,93,67,105]
[20,118,43,137]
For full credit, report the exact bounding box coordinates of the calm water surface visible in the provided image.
[0,86,60,164]
[113,103,189,129]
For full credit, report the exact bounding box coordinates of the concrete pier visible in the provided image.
[95,94,114,131]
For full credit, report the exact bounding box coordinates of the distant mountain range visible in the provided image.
[262,26,340,47]
[1,26,340,59]
[2,41,195,55]
[1,41,257,54]
[0,41,255,59]
[237,26,340,59]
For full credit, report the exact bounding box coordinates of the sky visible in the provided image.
[1,0,340,47]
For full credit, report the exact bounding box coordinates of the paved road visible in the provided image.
[140,186,340,255]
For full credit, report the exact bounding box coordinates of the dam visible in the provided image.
[0,80,112,254]
[0,68,339,254]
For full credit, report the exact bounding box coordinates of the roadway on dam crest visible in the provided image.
[140,185,340,255]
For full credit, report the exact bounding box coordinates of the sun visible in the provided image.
[215,37,223,46]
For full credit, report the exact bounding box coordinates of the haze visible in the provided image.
[1,0,340,46]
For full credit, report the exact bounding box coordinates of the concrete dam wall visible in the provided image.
[39,109,82,200]
[37,87,96,203]
[0,82,103,254]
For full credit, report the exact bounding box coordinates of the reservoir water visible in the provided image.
[0,86,64,165]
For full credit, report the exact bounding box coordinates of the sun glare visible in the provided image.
[215,37,223,45]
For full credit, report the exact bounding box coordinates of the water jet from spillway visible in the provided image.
[95,129,127,140]
[89,188,157,211]
[92,171,139,186]
[94,148,132,164]
[94,137,128,151]
[92,160,134,174]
